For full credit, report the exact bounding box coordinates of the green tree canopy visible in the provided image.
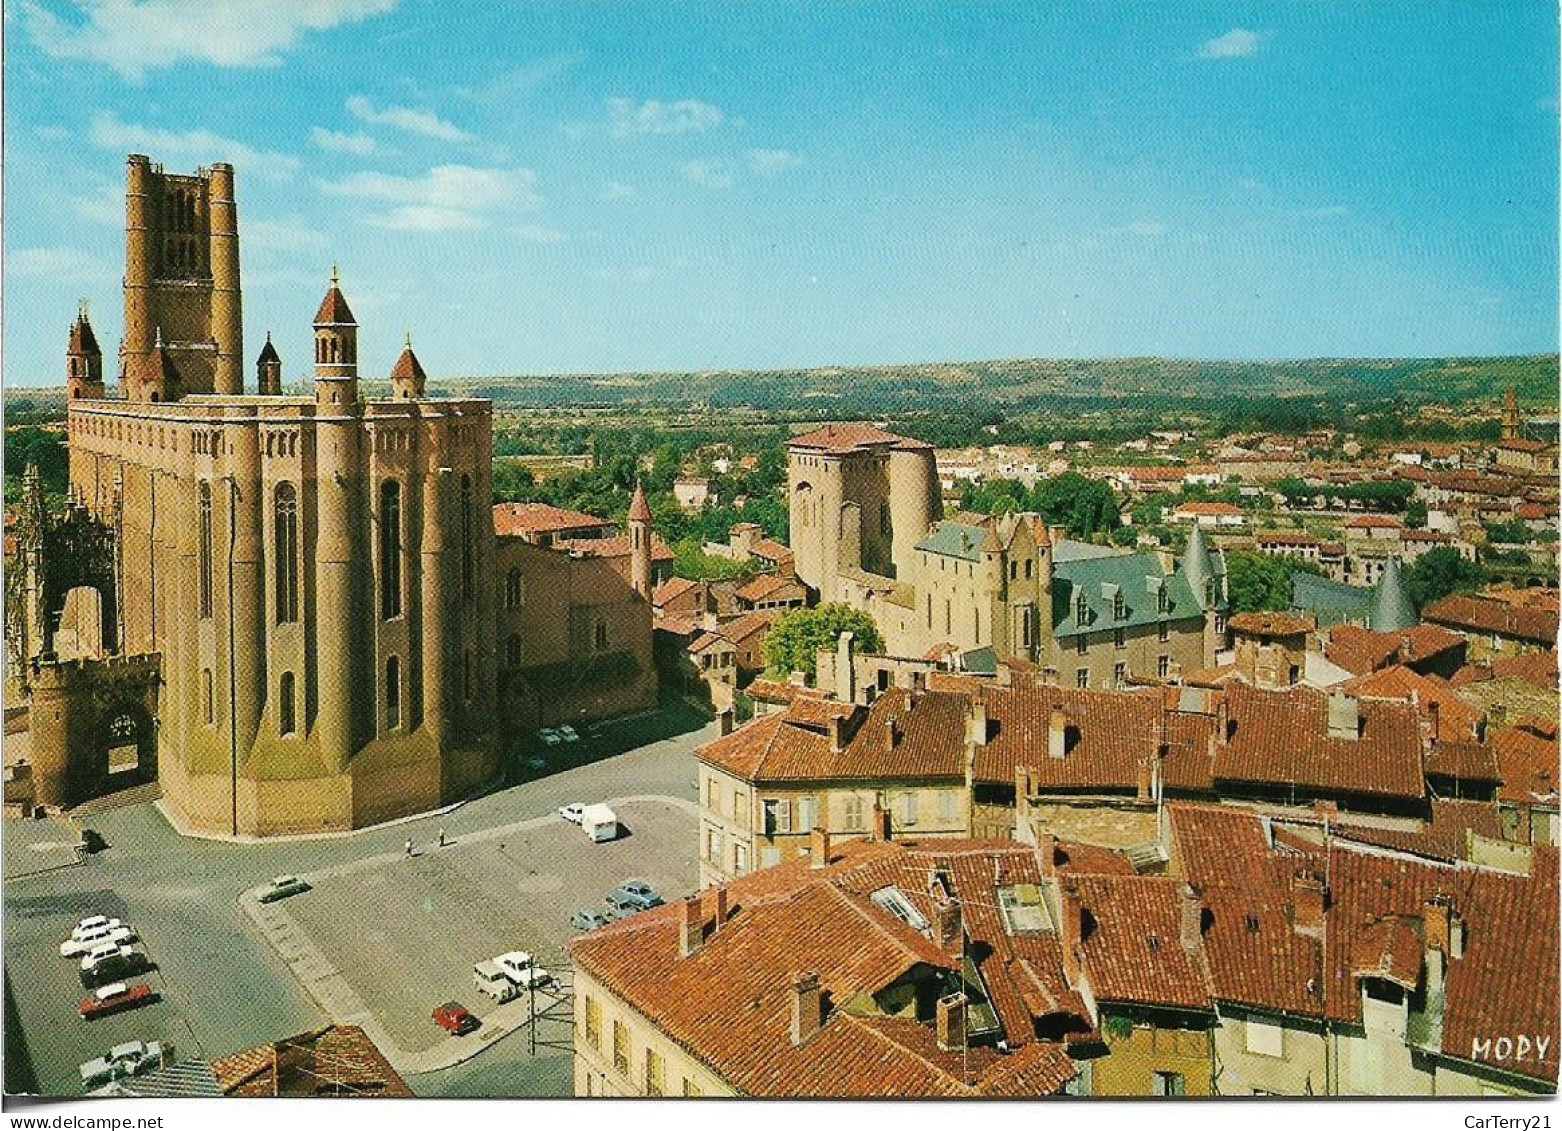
[762,603,883,681]
[1404,546,1487,609]
[1224,551,1297,614]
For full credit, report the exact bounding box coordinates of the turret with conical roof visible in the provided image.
[1370,555,1417,632]
[138,325,180,402]
[313,265,359,409]
[390,332,427,400]
[629,480,653,599]
[66,302,104,400]
[256,331,282,395]
[1181,523,1225,611]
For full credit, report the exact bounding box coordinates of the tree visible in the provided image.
[1404,546,1486,609]
[1224,551,1295,614]
[1031,473,1121,540]
[762,604,883,681]
[1405,501,1428,529]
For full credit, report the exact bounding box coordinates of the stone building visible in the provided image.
[21,154,502,835]
[788,423,1226,684]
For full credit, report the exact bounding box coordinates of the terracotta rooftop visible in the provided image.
[492,501,611,537]
[210,1026,411,1098]
[628,480,652,523]
[749,538,795,562]
[1343,665,1486,744]
[1423,594,1559,645]
[388,345,425,384]
[652,576,698,607]
[976,684,1163,792]
[1492,725,1559,807]
[1229,611,1314,637]
[313,283,357,327]
[557,533,674,563]
[1211,684,1426,801]
[787,423,933,454]
[718,609,780,645]
[735,573,800,604]
[568,838,1086,1096]
[1063,875,1213,1011]
[1173,501,1243,516]
[1344,515,1404,530]
[1332,799,1503,862]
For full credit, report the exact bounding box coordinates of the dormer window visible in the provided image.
[1113,592,1126,621]
[1075,594,1089,627]
[1157,586,1169,614]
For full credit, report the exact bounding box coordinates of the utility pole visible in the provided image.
[529,973,537,1057]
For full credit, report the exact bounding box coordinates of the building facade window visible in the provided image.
[1159,620,1170,643]
[279,671,295,735]
[1153,1071,1186,1097]
[1077,634,1087,656]
[1113,592,1126,620]
[274,482,299,623]
[733,842,749,875]
[460,474,474,601]
[584,996,601,1049]
[898,791,918,826]
[798,796,818,832]
[1114,628,1126,650]
[612,1020,629,1075]
[380,480,402,619]
[463,649,474,703]
[842,794,864,831]
[1113,662,1127,689]
[506,634,523,668]
[763,798,792,835]
[505,568,523,608]
[202,668,214,724]
[1158,654,1170,679]
[385,656,401,731]
[645,1049,665,1096]
[1077,667,1089,688]
[595,620,609,651]
[198,481,214,618]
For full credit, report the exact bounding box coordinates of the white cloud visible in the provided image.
[245,216,329,253]
[681,160,733,189]
[598,181,635,202]
[746,148,802,176]
[346,94,470,142]
[1198,28,1267,59]
[609,98,724,136]
[319,164,539,231]
[310,126,378,156]
[69,183,123,226]
[12,246,116,282]
[88,112,300,181]
[514,224,567,245]
[22,0,396,80]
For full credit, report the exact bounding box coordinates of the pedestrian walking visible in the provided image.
[438,828,447,847]
[404,838,413,857]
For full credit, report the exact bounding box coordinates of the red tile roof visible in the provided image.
[1344,515,1403,529]
[735,573,801,604]
[1173,501,1243,516]
[1331,799,1502,862]
[718,609,779,645]
[787,423,932,454]
[1492,726,1559,807]
[750,538,795,563]
[388,345,425,384]
[557,533,674,563]
[210,1026,412,1097]
[312,284,357,326]
[653,576,698,607]
[975,685,1162,791]
[492,501,611,537]
[1063,875,1212,1010]
[1423,594,1559,645]
[1230,611,1314,637]
[1491,650,1560,690]
[1212,684,1426,801]
[1343,665,1486,744]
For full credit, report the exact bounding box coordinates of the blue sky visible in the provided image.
[6,1,1558,387]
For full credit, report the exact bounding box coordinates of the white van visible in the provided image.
[473,960,523,1003]
[580,804,618,843]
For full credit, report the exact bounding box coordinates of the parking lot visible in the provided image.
[4,711,715,1096]
[257,796,697,1062]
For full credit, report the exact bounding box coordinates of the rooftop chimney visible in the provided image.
[885,716,900,748]
[1048,707,1069,759]
[1292,872,1327,933]
[1059,883,1085,990]
[679,895,707,958]
[1423,896,1460,956]
[932,895,963,950]
[810,826,831,869]
[935,992,969,1052]
[870,797,890,842]
[790,973,823,1046]
[1179,884,1206,953]
[828,714,846,754]
[719,708,735,737]
[968,700,989,747]
[1215,694,1231,746]
[837,631,857,704]
[1327,691,1362,741]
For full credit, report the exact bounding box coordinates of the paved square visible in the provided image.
[259,796,697,1060]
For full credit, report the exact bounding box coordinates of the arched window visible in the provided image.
[201,668,214,725]
[505,568,523,608]
[385,657,401,731]
[279,672,296,735]
[460,475,474,601]
[506,634,523,668]
[274,483,299,623]
[380,480,402,619]
[198,481,214,618]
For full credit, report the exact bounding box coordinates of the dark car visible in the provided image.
[605,881,665,914]
[79,950,151,989]
[432,1002,479,1035]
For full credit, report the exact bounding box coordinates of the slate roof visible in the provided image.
[916,521,992,563]
[1291,572,1375,628]
[1052,551,1202,638]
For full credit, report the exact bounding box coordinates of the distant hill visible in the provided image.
[8,355,1556,419]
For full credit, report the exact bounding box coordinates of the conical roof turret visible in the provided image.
[313,264,357,326]
[629,479,652,523]
[1370,556,1417,632]
[1182,523,1219,609]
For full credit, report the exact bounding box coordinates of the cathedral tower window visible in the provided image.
[460,475,475,601]
[279,672,296,735]
[274,483,299,623]
[198,481,214,618]
[385,657,401,731]
[380,480,403,619]
[505,568,523,608]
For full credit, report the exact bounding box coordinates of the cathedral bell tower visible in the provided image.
[67,301,105,400]
[313,265,359,409]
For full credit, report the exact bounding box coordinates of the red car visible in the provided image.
[432,1002,479,1035]
[79,982,155,1020]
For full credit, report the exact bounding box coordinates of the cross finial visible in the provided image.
[331,262,340,287]
[78,298,90,321]
[405,330,413,350]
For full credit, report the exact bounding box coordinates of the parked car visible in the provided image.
[79,1040,166,1089]
[80,941,135,973]
[570,908,614,932]
[71,916,122,940]
[61,924,134,958]
[473,960,524,1003]
[258,876,311,904]
[557,803,586,825]
[494,951,552,988]
[79,982,155,1020]
[432,1002,479,1035]
[537,728,562,747]
[80,948,150,989]
[556,725,580,743]
[606,880,664,915]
